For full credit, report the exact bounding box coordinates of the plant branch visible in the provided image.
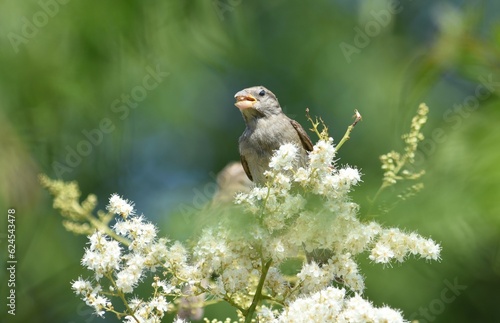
[336,110,362,151]
[244,259,272,323]
[85,212,131,246]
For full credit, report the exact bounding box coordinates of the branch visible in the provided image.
[336,110,362,151]
[244,259,272,323]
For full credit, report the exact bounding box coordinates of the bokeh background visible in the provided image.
[1,0,500,322]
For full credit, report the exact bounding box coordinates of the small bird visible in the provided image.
[234,86,313,184]
[234,86,332,264]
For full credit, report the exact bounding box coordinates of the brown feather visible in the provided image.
[289,118,314,152]
[240,155,253,181]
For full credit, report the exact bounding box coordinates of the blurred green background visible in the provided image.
[1,0,499,322]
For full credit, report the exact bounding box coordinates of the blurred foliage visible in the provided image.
[0,0,499,322]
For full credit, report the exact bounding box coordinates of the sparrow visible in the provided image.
[234,86,313,184]
[234,86,332,264]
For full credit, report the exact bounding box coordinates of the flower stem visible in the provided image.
[244,259,272,323]
[106,273,141,322]
[85,212,131,246]
[336,110,362,152]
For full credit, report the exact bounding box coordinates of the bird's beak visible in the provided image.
[234,93,257,110]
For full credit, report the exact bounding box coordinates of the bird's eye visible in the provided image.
[258,90,266,96]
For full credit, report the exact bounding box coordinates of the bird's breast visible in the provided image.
[238,114,309,184]
[240,115,296,156]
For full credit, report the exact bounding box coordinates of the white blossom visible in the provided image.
[338,166,361,186]
[72,136,440,322]
[269,143,299,171]
[308,138,335,171]
[82,232,121,279]
[71,277,92,295]
[107,193,135,218]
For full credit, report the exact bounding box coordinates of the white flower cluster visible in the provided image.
[124,296,169,323]
[269,143,299,171]
[264,286,404,323]
[72,138,441,322]
[369,228,441,264]
[193,226,261,298]
[229,139,440,317]
[107,193,135,218]
[81,231,121,279]
[72,196,199,322]
[72,278,110,317]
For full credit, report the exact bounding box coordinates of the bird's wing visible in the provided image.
[240,155,253,181]
[290,119,314,152]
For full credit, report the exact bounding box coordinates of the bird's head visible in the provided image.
[234,86,282,123]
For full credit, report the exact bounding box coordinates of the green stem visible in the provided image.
[366,184,387,217]
[68,198,130,246]
[106,273,141,323]
[305,108,323,139]
[85,212,130,246]
[260,186,272,218]
[244,259,272,323]
[336,110,362,152]
[367,153,409,217]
